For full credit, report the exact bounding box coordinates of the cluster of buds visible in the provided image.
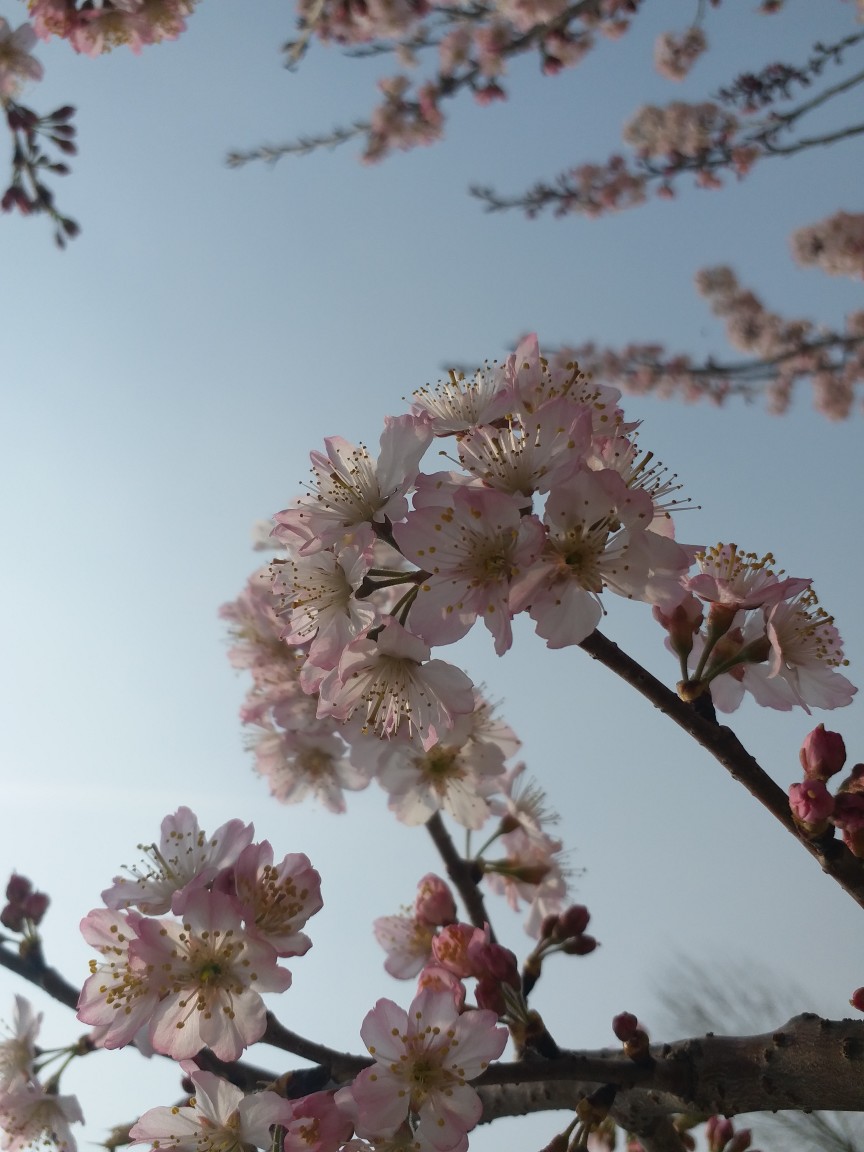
[0,875,49,940]
[611,1011,650,1063]
[790,725,864,854]
[705,1115,757,1152]
[523,904,596,995]
[2,100,79,245]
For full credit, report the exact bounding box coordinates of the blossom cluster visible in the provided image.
[791,210,864,281]
[76,808,322,1061]
[656,543,855,714]
[0,996,84,1152]
[26,0,198,55]
[789,724,864,858]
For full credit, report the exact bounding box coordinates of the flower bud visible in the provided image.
[414,873,457,927]
[799,724,846,781]
[556,904,591,938]
[612,1011,638,1041]
[563,933,598,956]
[789,779,834,832]
[850,987,864,1012]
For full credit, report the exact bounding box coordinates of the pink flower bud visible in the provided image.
[706,1115,734,1152]
[789,780,834,827]
[414,873,457,927]
[612,1011,638,1041]
[850,987,864,1012]
[799,724,846,780]
[563,933,598,956]
[556,904,590,939]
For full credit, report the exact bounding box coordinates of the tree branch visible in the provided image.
[577,630,864,911]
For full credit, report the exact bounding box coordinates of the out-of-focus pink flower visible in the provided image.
[414,874,456,927]
[0,20,43,96]
[653,27,707,80]
[0,997,41,1089]
[0,1080,83,1152]
[374,913,437,979]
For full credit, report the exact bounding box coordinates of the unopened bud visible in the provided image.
[850,987,864,1012]
[612,1011,638,1041]
[557,904,590,938]
[562,933,597,956]
[799,725,846,781]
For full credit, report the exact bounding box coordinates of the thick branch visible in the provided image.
[578,630,864,911]
[476,1015,864,1123]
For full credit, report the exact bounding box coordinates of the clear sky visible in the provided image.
[1,2,863,1149]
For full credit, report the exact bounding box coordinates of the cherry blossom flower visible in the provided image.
[510,468,689,648]
[225,841,322,957]
[684,544,811,614]
[317,620,475,744]
[271,527,378,666]
[410,365,510,434]
[101,808,254,915]
[129,1071,292,1152]
[251,722,369,813]
[0,1080,83,1152]
[127,889,291,1061]
[0,999,40,1089]
[760,591,857,713]
[373,912,438,979]
[0,20,43,96]
[281,1091,354,1152]
[77,908,161,1050]
[342,988,507,1151]
[413,874,456,927]
[395,485,545,655]
[273,416,432,555]
[653,27,707,81]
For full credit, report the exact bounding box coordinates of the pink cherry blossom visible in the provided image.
[344,988,507,1151]
[414,874,456,927]
[373,912,438,978]
[271,528,378,666]
[130,889,291,1061]
[410,364,511,434]
[789,780,834,826]
[101,807,254,915]
[0,998,40,1089]
[761,591,857,713]
[281,1091,354,1152]
[317,619,475,744]
[273,416,432,555]
[129,1071,292,1152]
[226,840,322,957]
[510,468,689,648]
[395,485,545,655]
[799,724,847,780]
[77,908,161,1050]
[0,20,43,96]
[684,543,811,613]
[251,722,370,813]
[0,1081,83,1152]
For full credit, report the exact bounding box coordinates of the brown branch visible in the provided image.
[476,1015,864,1123]
[262,1011,369,1081]
[425,811,498,938]
[0,938,80,1011]
[577,630,864,911]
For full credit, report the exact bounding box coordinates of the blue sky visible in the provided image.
[1,2,863,1148]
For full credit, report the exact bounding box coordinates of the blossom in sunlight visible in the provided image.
[342,988,507,1151]
[101,807,254,915]
[273,416,432,555]
[760,590,857,713]
[129,1071,292,1152]
[410,364,510,434]
[0,20,43,96]
[683,543,811,614]
[0,1080,83,1152]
